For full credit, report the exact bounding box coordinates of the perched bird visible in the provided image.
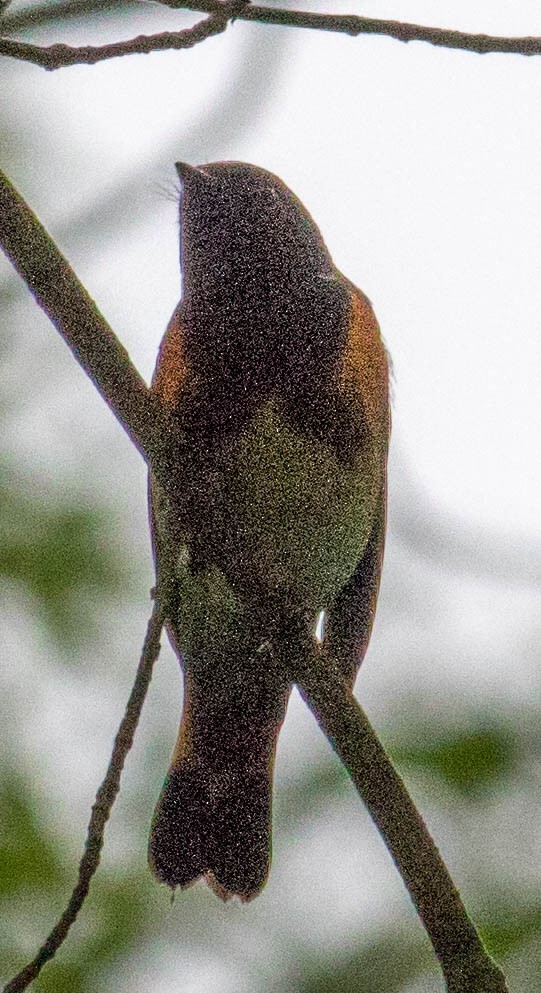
[148,161,390,901]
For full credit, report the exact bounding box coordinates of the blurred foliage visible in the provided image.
[294,898,541,993]
[4,748,539,992]
[277,716,517,831]
[33,871,158,993]
[0,770,159,992]
[0,774,64,898]
[0,461,130,648]
[390,719,518,798]
[295,929,435,993]
[480,904,541,959]
[276,758,350,827]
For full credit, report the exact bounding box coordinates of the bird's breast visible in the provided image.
[204,397,384,612]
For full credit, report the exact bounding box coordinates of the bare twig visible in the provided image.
[2,0,541,66]
[3,590,167,993]
[156,1,541,56]
[0,1,248,69]
[0,0,140,34]
[292,634,509,993]
[0,169,181,490]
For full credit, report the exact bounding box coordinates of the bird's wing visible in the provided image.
[148,305,192,659]
[322,283,390,684]
[323,487,387,687]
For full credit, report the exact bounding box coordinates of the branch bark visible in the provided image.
[292,634,509,992]
[3,587,168,993]
[0,169,183,493]
[0,167,509,992]
[0,0,141,34]
[2,0,541,68]
[0,1,248,68]
[161,2,541,56]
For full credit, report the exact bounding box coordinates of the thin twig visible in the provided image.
[0,0,140,34]
[0,168,182,491]
[156,1,541,56]
[3,0,541,68]
[0,1,248,68]
[292,635,509,993]
[3,592,167,993]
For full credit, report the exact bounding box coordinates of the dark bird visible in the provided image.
[148,161,390,900]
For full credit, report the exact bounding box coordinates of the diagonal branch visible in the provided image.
[0,169,183,494]
[0,1,248,69]
[3,586,168,993]
[292,633,509,993]
[0,167,508,992]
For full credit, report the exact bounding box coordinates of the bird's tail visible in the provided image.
[149,669,289,901]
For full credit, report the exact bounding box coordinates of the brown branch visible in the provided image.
[0,0,140,34]
[0,1,248,69]
[0,169,183,492]
[3,589,167,993]
[0,169,509,991]
[292,634,509,993]
[154,1,541,56]
[2,0,541,66]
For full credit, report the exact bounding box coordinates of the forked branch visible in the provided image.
[0,2,249,68]
[1,0,541,69]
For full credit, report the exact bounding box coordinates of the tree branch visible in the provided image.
[293,636,509,992]
[3,0,541,67]
[0,169,184,493]
[0,0,140,34]
[3,587,168,993]
[0,0,139,34]
[0,168,508,991]
[155,1,541,56]
[0,1,248,69]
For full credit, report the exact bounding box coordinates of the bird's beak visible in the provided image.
[175,162,200,183]
[175,162,213,189]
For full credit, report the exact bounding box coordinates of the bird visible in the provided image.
[148,161,390,901]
